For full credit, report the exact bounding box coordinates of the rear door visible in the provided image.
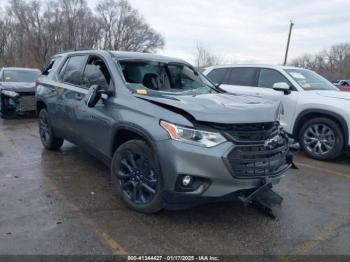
[219,67,260,96]
[55,54,88,142]
[255,68,299,132]
[206,68,230,85]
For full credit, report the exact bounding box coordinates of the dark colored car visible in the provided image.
[0,67,41,118]
[36,50,292,214]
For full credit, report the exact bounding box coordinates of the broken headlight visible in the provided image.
[160,120,226,147]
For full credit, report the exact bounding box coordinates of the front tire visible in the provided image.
[299,117,344,160]
[111,139,163,213]
[38,108,64,150]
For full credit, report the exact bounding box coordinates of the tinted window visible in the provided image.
[83,57,111,89]
[60,55,87,86]
[258,68,291,89]
[207,68,229,84]
[3,70,40,83]
[42,56,62,76]
[225,68,257,86]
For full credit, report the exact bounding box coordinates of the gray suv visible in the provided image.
[36,50,293,214]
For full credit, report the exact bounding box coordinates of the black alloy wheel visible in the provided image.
[111,139,163,213]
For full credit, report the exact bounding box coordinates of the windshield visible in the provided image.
[117,60,217,95]
[3,70,40,83]
[285,69,338,91]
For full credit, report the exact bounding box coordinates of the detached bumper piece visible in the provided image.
[238,178,283,219]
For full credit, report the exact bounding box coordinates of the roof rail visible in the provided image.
[56,48,97,55]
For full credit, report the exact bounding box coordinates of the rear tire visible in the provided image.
[299,117,344,160]
[38,108,64,150]
[111,139,163,213]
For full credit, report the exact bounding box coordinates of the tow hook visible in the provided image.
[238,178,283,219]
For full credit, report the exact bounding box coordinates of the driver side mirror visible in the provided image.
[85,85,113,107]
[273,82,291,95]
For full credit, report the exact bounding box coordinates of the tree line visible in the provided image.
[0,0,165,69]
[290,43,350,80]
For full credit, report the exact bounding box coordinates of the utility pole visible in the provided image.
[283,20,294,66]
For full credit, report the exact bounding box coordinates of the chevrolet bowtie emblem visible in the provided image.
[264,134,283,150]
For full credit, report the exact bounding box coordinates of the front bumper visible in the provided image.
[0,92,36,115]
[156,139,291,208]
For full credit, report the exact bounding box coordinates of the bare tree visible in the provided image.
[290,43,350,80]
[194,43,222,69]
[96,0,164,52]
[0,0,165,69]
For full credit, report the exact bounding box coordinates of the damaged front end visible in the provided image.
[0,89,36,117]
[220,123,297,218]
[202,121,297,218]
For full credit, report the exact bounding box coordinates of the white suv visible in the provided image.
[203,65,350,160]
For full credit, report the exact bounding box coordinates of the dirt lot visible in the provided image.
[0,117,350,255]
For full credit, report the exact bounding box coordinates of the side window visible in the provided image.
[60,55,87,86]
[207,68,229,84]
[82,56,111,89]
[224,68,258,86]
[258,68,292,89]
[42,56,62,76]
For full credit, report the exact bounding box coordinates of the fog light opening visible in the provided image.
[182,175,192,186]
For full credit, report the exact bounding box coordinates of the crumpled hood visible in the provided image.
[316,90,350,101]
[0,82,35,93]
[135,93,281,124]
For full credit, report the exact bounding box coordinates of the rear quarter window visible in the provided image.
[42,56,62,76]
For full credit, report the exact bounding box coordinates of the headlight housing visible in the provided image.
[160,120,226,147]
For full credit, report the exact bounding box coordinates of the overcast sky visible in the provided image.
[12,0,350,65]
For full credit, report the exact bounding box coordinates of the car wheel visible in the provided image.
[299,117,344,160]
[111,139,163,213]
[38,108,64,150]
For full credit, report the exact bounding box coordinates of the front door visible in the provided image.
[72,55,116,157]
[255,68,299,133]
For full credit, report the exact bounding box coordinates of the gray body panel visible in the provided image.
[36,50,290,205]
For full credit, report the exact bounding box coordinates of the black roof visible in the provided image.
[55,49,188,64]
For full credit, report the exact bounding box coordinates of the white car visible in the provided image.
[203,64,350,160]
